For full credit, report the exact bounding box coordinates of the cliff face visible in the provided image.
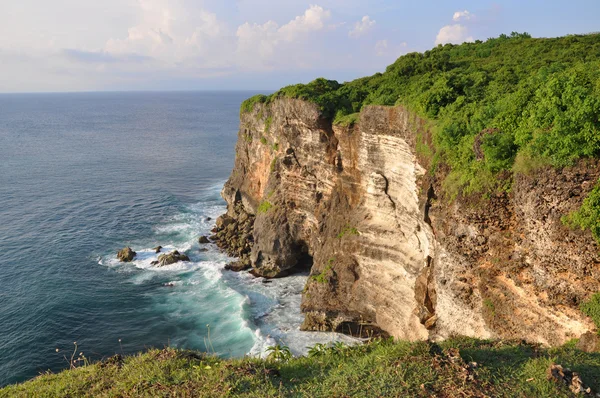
[219,98,600,345]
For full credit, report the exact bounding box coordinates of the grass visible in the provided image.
[256,201,273,214]
[3,338,599,397]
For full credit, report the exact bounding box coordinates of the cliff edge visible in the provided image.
[216,33,600,345]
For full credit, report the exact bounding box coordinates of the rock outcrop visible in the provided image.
[218,97,600,344]
[117,247,136,262]
[156,250,190,267]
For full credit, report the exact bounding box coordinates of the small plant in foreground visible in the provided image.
[307,343,328,358]
[266,344,292,362]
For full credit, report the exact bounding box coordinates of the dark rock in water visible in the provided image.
[117,247,136,262]
[576,331,600,353]
[198,236,210,244]
[153,246,163,253]
[164,282,175,287]
[209,234,219,241]
[262,279,273,284]
[157,250,190,267]
[225,259,251,272]
[206,217,212,221]
[151,261,159,266]
[199,248,209,252]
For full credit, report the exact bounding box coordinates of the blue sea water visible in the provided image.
[0,92,353,387]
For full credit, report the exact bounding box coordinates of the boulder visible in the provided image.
[117,247,136,262]
[157,250,191,267]
[199,248,209,252]
[198,236,210,244]
[576,331,600,353]
[151,261,159,266]
[216,215,234,229]
[153,246,163,253]
[225,259,251,272]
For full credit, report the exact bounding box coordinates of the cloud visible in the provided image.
[435,24,474,45]
[453,10,473,22]
[375,40,388,56]
[61,49,152,64]
[236,5,332,69]
[349,16,376,38]
[278,5,331,41]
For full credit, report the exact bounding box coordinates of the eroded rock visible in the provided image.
[157,250,190,267]
[117,247,136,262]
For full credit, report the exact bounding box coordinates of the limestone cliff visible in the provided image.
[217,98,600,345]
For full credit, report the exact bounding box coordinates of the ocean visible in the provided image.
[0,91,354,387]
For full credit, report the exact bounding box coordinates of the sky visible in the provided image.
[0,0,598,93]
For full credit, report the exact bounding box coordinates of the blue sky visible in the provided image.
[0,0,598,92]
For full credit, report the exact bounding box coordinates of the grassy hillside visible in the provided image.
[2,338,599,397]
[242,32,600,243]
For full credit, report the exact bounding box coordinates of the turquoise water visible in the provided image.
[0,92,353,387]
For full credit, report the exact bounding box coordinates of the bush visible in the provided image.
[563,180,600,245]
[581,293,600,330]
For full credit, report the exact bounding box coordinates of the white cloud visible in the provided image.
[349,16,375,38]
[236,5,332,69]
[278,5,331,41]
[453,10,473,22]
[375,40,388,56]
[435,24,474,45]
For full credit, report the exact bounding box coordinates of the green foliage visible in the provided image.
[483,298,496,317]
[337,225,359,239]
[5,339,600,396]
[266,344,292,362]
[307,343,328,358]
[257,201,273,214]
[264,116,273,133]
[271,142,279,151]
[259,136,268,145]
[580,293,600,330]
[563,180,600,245]
[311,259,334,283]
[333,112,359,127]
[240,94,268,114]
[270,157,277,173]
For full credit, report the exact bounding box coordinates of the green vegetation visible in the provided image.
[240,94,268,115]
[4,338,600,397]
[271,142,279,151]
[259,136,268,145]
[333,112,359,127]
[581,293,600,331]
[257,200,273,214]
[243,133,253,143]
[241,33,600,231]
[264,116,273,133]
[483,298,497,317]
[311,259,334,283]
[563,180,600,245]
[337,225,359,239]
[270,158,277,173]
